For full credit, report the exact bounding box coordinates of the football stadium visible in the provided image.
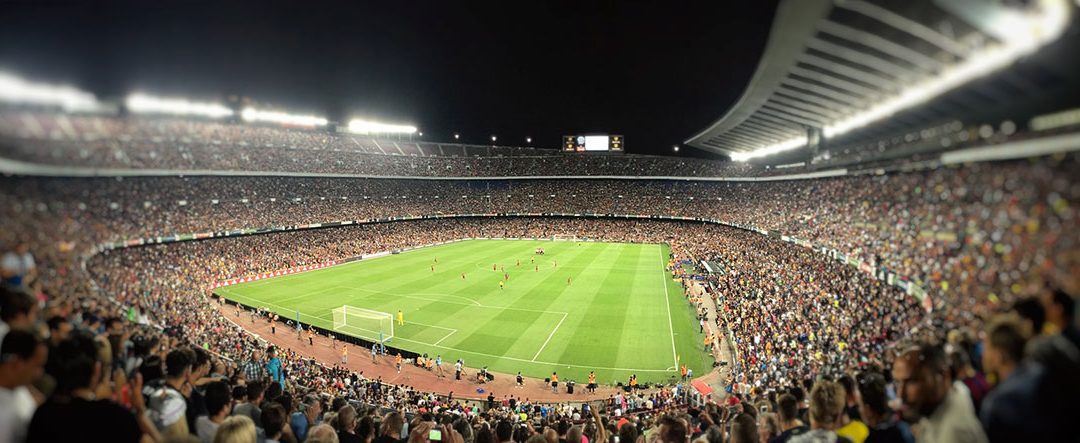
[0,1,1079,443]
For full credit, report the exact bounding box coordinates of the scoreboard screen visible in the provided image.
[562,134,624,152]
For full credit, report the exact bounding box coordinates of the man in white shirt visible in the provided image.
[149,349,193,437]
[1,243,35,288]
[0,329,47,443]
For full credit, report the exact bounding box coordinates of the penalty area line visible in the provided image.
[433,329,458,346]
[531,312,568,361]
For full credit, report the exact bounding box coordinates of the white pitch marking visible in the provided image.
[660,244,679,370]
[531,312,568,361]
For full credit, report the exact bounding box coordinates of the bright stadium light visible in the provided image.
[0,71,100,111]
[126,92,233,118]
[454,133,460,140]
[672,144,680,153]
[822,0,1070,138]
[526,137,532,143]
[346,119,417,135]
[241,107,327,127]
[490,135,497,142]
[729,0,1071,162]
[731,136,808,162]
[418,131,423,137]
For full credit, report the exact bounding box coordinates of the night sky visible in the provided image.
[0,1,777,157]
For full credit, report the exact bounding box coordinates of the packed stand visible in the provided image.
[0,154,1078,442]
[0,111,769,177]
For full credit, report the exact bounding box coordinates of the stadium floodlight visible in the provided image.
[241,107,327,127]
[822,0,1070,138]
[126,92,233,118]
[454,133,460,140]
[730,136,808,162]
[672,145,680,153]
[526,136,532,143]
[346,119,417,135]
[729,0,1070,162]
[490,135,497,142]
[0,71,100,112]
[418,131,423,136]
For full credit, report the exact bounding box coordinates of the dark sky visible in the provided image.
[0,0,776,157]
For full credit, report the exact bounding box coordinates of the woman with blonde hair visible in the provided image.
[214,415,257,443]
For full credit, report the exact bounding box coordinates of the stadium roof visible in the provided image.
[685,0,1075,161]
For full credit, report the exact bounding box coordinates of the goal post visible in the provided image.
[332,305,394,342]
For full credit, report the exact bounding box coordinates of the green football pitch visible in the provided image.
[216,239,711,384]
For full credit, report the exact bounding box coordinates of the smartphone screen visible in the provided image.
[429,430,442,441]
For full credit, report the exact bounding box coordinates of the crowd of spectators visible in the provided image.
[0,143,1077,442]
[4,150,1076,319]
[0,111,768,177]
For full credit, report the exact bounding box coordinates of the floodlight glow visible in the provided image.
[823,0,1070,138]
[730,0,1070,161]
[730,136,808,162]
[0,71,100,111]
[241,107,327,127]
[126,93,233,118]
[347,119,417,134]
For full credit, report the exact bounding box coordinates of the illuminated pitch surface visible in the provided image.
[216,240,710,384]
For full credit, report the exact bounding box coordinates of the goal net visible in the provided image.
[332,306,394,342]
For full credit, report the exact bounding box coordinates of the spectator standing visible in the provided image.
[892,344,987,443]
[26,332,148,442]
[213,415,257,443]
[260,402,290,443]
[242,349,266,383]
[150,348,193,438]
[1,243,35,288]
[197,380,233,443]
[187,347,213,433]
[233,381,265,428]
[836,375,869,443]
[290,393,323,441]
[267,346,285,387]
[980,293,1080,443]
[770,393,807,443]
[372,412,404,443]
[789,380,852,443]
[307,423,339,443]
[0,285,37,344]
[729,413,757,443]
[0,330,47,443]
[335,404,363,443]
[856,370,913,443]
[656,415,687,443]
